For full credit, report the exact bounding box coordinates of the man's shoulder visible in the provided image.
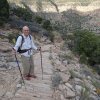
[17,34,24,41]
[18,35,24,39]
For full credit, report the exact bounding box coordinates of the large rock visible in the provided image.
[65,83,73,90]
[58,84,76,98]
[74,78,82,85]
[75,85,83,95]
[60,72,70,82]
[63,85,76,98]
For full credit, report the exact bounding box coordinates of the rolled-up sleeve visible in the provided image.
[13,36,22,51]
[31,37,37,50]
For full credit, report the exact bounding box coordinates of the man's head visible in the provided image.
[22,26,30,36]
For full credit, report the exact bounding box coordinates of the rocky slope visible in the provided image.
[8,0,100,12]
[7,0,100,34]
[0,31,100,100]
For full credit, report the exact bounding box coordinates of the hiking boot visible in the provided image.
[24,75,31,80]
[25,76,31,80]
[28,74,37,78]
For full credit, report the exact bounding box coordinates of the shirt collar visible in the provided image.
[22,33,30,39]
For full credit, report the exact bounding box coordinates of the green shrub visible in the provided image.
[79,0,91,6]
[42,20,52,31]
[80,84,91,100]
[35,16,43,24]
[73,30,97,56]
[46,31,61,42]
[79,53,88,64]
[89,37,100,65]
[0,17,7,26]
[11,7,32,22]
[0,34,7,39]
[48,32,55,42]
[71,30,100,73]
[51,72,62,89]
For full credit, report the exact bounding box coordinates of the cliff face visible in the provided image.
[7,0,100,34]
[8,0,100,12]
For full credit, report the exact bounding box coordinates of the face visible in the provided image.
[22,26,30,36]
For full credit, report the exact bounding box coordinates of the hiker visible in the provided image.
[13,26,40,80]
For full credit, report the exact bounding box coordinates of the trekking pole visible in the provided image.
[40,47,43,80]
[14,54,25,86]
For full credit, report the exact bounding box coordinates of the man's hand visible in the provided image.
[12,48,16,55]
[37,47,41,51]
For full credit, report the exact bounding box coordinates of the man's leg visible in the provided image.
[29,55,37,78]
[21,55,30,79]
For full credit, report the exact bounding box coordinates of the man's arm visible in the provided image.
[31,36,38,50]
[13,36,22,51]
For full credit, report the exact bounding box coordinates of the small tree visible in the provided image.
[0,0,9,25]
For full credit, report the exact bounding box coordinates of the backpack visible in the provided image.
[17,35,32,53]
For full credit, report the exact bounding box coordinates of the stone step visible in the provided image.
[25,81,52,90]
[16,90,53,98]
[33,73,52,80]
[26,77,52,84]
[13,96,53,100]
[20,85,53,94]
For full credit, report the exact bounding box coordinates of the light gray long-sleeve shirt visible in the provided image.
[14,34,37,57]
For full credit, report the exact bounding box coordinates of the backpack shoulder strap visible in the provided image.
[29,34,31,40]
[19,35,24,48]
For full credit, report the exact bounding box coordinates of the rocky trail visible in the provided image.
[0,39,54,100]
[0,38,100,100]
[12,44,54,100]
